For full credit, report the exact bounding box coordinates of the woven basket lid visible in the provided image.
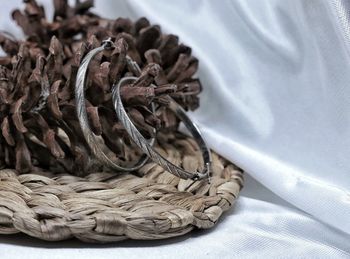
[0,133,243,243]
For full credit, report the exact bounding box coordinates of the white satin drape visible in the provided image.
[0,0,349,258]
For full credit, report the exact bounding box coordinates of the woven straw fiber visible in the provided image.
[0,133,243,243]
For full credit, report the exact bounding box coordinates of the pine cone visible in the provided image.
[0,0,202,175]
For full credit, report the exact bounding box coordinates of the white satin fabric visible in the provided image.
[1,0,350,258]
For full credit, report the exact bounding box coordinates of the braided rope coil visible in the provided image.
[0,133,243,243]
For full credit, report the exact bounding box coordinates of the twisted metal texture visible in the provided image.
[75,41,154,172]
[112,76,212,180]
[0,133,243,243]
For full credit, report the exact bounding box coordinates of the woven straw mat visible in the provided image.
[0,133,243,243]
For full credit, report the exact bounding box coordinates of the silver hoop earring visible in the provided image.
[75,39,155,172]
[111,73,211,181]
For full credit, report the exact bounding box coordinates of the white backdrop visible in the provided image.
[0,0,350,258]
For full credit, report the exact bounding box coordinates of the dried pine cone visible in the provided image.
[0,0,202,175]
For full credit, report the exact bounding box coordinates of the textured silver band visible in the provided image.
[75,40,154,172]
[112,76,212,180]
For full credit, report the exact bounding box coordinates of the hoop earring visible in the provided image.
[75,39,155,172]
[112,61,212,181]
